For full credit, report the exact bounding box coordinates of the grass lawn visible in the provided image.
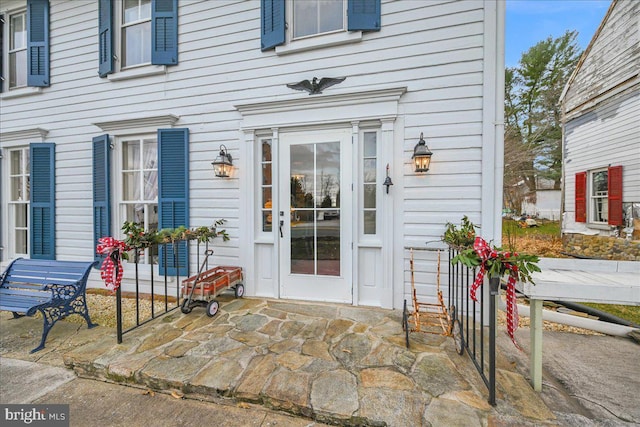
[580,303,640,326]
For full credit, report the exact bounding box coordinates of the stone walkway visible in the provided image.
[0,297,557,426]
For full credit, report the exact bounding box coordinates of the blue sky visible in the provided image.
[506,0,611,67]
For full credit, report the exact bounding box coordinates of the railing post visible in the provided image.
[116,286,123,344]
[488,275,499,406]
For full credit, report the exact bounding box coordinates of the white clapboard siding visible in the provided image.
[0,0,497,302]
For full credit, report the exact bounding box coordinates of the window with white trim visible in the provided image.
[119,136,158,263]
[8,147,30,256]
[121,0,151,68]
[590,168,608,224]
[8,10,27,89]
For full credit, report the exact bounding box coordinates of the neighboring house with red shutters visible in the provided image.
[559,0,640,259]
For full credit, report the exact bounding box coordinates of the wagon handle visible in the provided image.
[205,249,214,256]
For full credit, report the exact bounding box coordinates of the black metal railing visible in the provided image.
[448,245,497,406]
[115,239,212,343]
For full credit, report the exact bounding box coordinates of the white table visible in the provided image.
[516,258,640,391]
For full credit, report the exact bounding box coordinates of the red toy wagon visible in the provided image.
[180,250,244,317]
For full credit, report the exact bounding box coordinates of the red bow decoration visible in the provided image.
[96,237,129,292]
[469,236,521,349]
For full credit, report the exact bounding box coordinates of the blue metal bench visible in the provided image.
[0,258,98,353]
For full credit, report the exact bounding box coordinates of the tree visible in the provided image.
[504,31,581,212]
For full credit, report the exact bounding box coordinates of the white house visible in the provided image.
[560,0,640,258]
[0,0,505,309]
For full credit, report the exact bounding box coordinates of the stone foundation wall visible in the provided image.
[562,234,640,261]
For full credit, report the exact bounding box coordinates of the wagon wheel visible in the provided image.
[235,283,245,298]
[450,307,464,355]
[181,299,192,314]
[402,299,410,349]
[206,300,220,317]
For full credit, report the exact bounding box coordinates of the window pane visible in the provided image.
[592,170,608,195]
[262,164,272,185]
[143,171,157,200]
[262,211,273,232]
[16,230,28,255]
[9,50,27,88]
[10,151,22,174]
[140,0,151,19]
[11,177,23,201]
[363,132,376,157]
[262,140,272,162]
[124,0,141,23]
[364,184,376,209]
[293,0,317,38]
[143,139,157,169]
[10,14,26,49]
[318,0,343,33]
[262,187,272,208]
[123,21,151,67]
[291,211,315,274]
[123,141,140,170]
[123,172,140,200]
[15,203,28,227]
[364,211,376,235]
[363,159,376,183]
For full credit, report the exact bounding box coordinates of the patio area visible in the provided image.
[0,296,556,426]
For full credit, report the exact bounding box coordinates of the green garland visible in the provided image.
[442,217,541,285]
[122,219,230,255]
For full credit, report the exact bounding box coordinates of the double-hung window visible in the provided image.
[590,169,608,224]
[121,0,151,68]
[8,147,30,256]
[120,136,158,263]
[261,0,381,52]
[575,165,623,226]
[93,127,188,275]
[1,0,49,92]
[98,0,178,77]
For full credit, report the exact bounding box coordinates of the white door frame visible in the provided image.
[236,86,406,308]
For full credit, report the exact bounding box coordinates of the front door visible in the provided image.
[279,129,352,303]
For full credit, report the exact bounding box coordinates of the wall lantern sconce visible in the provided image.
[412,132,433,173]
[212,144,233,178]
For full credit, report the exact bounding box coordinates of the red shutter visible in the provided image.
[608,165,623,226]
[575,172,587,222]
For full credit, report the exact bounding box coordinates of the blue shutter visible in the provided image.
[348,0,381,32]
[98,0,114,77]
[93,135,111,262]
[158,128,189,276]
[30,143,55,260]
[151,0,178,65]
[27,0,49,87]
[261,0,285,51]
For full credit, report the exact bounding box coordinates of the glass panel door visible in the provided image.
[280,129,352,303]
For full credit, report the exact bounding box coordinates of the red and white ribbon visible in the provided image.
[96,237,128,292]
[469,236,521,349]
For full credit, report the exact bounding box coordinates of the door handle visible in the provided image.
[279,220,284,238]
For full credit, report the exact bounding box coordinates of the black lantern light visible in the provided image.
[412,132,433,173]
[212,144,233,178]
